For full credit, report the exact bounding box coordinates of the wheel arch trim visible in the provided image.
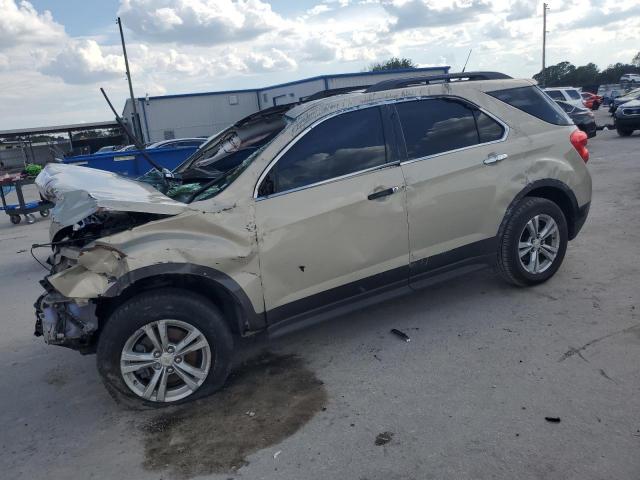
[503,179,581,240]
[101,263,266,335]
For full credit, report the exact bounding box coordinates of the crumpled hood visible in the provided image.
[36,163,188,233]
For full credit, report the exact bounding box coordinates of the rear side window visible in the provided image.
[488,86,572,126]
[474,111,505,143]
[545,90,564,100]
[395,98,505,160]
[265,107,387,194]
[566,90,581,100]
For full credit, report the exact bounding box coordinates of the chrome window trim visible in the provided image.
[253,94,509,199]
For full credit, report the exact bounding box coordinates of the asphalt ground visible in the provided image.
[0,122,638,480]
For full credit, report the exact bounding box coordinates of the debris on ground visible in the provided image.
[545,416,561,423]
[246,411,256,417]
[375,431,394,446]
[390,329,410,342]
[273,450,281,460]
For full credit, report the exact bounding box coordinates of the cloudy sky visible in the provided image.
[1,0,639,130]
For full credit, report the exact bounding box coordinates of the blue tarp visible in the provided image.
[63,146,198,176]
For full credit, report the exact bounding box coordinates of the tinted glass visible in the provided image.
[566,90,581,100]
[396,99,481,160]
[556,101,574,113]
[545,90,564,100]
[488,86,572,126]
[270,107,387,193]
[474,111,505,143]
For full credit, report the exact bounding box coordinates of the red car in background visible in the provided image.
[581,92,602,110]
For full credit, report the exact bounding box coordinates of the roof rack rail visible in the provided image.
[301,85,368,102]
[365,71,512,93]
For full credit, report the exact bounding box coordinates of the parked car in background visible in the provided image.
[147,138,207,149]
[34,72,592,406]
[620,74,640,85]
[96,145,121,153]
[614,98,640,136]
[556,101,597,138]
[544,87,584,109]
[609,87,640,114]
[580,92,602,110]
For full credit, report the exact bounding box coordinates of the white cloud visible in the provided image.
[0,0,65,49]
[117,0,284,45]
[506,0,537,21]
[40,39,124,84]
[382,0,492,31]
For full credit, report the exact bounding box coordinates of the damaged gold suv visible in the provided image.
[34,72,592,405]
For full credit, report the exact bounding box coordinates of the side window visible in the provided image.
[488,86,573,126]
[262,107,387,195]
[566,90,581,100]
[545,90,564,100]
[395,98,480,160]
[474,110,505,143]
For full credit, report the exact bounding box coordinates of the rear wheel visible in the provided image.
[9,214,20,225]
[616,127,633,137]
[496,197,568,287]
[97,288,233,407]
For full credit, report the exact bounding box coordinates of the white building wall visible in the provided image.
[327,69,448,89]
[123,67,450,142]
[258,78,326,108]
[139,91,258,142]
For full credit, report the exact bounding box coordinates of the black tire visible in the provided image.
[97,288,234,408]
[40,209,49,218]
[9,214,20,225]
[616,127,633,137]
[496,197,568,287]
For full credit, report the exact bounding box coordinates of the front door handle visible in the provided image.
[368,185,401,200]
[484,153,508,165]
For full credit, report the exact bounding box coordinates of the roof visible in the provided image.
[136,66,451,102]
[285,76,530,120]
[0,120,120,137]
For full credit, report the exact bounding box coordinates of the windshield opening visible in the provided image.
[138,108,288,203]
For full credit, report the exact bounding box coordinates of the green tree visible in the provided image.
[533,61,576,86]
[631,52,640,67]
[598,62,640,84]
[368,57,417,71]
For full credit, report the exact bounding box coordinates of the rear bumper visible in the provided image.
[615,117,640,130]
[572,202,590,239]
[577,121,597,138]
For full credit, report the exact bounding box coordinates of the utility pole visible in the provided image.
[117,17,142,142]
[542,3,549,87]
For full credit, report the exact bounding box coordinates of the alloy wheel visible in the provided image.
[518,214,560,275]
[120,319,212,402]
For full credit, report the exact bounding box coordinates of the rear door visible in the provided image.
[254,106,410,322]
[393,97,513,284]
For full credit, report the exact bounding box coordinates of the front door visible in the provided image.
[254,106,409,323]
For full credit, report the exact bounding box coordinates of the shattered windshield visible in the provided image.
[138,107,288,203]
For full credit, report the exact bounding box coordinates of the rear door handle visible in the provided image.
[484,153,508,165]
[368,185,401,200]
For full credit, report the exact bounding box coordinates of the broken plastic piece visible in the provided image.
[390,328,410,342]
[375,431,394,446]
[545,416,561,423]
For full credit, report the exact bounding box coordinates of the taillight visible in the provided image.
[570,129,589,163]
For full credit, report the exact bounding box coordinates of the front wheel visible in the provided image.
[97,288,233,407]
[617,127,633,137]
[496,197,568,287]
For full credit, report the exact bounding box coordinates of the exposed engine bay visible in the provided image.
[32,104,289,353]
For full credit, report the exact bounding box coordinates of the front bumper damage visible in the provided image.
[34,289,98,351]
[33,244,128,352]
